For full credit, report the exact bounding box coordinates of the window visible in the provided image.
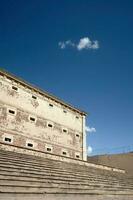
[62,128,68,133]
[12,86,18,91]
[27,143,33,148]
[49,103,53,107]
[62,151,67,155]
[76,116,79,119]
[47,123,53,128]
[76,154,80,159]
[29,117,36,122]
[76,134,80,138]
[32,95,37,100]
[46,145,52,152]
[47,147,52,152]
[63,110,67,114]
[8,109,15,115]
[4,137,12,143]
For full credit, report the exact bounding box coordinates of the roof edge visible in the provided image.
[0,68,87,116]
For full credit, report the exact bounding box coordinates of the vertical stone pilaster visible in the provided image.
[82,115,87,161]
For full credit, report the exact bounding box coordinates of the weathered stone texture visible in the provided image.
[0,72,85,160]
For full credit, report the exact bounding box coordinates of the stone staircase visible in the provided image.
[0,149,133,199]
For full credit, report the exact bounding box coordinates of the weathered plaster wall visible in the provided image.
[0,74,85,159]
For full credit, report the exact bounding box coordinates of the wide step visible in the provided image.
[0,149,132,195]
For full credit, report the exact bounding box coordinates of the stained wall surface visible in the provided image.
[0,73,86,160]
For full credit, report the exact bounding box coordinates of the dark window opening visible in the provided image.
[49,103,53,107]
[12,86,18,91]
[76,155,80,158]
[9,110,15,115]
[48,123,53,128]
[47,147,52,152]
[5,137,11,142]
[76,134,79,137]
[62,151,67,155]
[63,129,67,133]
[27,143,33,147]
[63,110,67,113]
[32,95,37,100]
[76,116,79,119]
[30,117,35,122]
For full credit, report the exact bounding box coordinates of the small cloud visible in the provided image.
[87,146,93,155]
[58,37,99,51]
[58,40,75,49]
[91,40,99,49]
[65,40,75,47]
[77,37,99,50]
[58,41,66,49]
[85,126,96,133]
[77,37,91,50]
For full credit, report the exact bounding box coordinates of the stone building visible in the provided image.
[0,69,133,200]
[0,69,87,161]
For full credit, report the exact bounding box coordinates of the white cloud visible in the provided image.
[85,126,96,133]
[91,40,99,49]
[58,42,66,49]
[77,37,99,50]
[65,40,75,47]
[58,40,75,49]
[87,146,93,154]
[58,37,99,51]
[77,37,91,50]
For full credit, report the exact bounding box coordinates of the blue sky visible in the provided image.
[0,0,133,155]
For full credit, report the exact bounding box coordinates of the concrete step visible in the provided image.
[0,163,128,188]
[0,170,107,184]
[0,158,97,177]
[0,154,125,181]
[0,185,132,195]
[0,174,114,185]
[0,161,122,184]
[0,152,103,173]
[0,150,126,182]
[0,178,133,191]
[0,149,132,194]
[0,159,131,187]
[0,150,119,175]
[0,167,132,191]
[0,167,122,187]
[0,153,131,186]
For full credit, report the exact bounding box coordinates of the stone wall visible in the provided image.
[0,72,86,160]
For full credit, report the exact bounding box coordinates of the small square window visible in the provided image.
[8,110,15,115]
[47,147,52,152]
[32,95,37,100]
[76,134,80,138]
[27,143,33,148]
[12,86,18,91]
[63,110,67,113]
[30,117,36,122]
[48,123,53,128]
[62,151,67,155]
[49,103,53,107]
[62,129,67,133]
[4,137,12,143]
[76,154,80,159]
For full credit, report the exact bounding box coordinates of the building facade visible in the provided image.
[0,69,87,161]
